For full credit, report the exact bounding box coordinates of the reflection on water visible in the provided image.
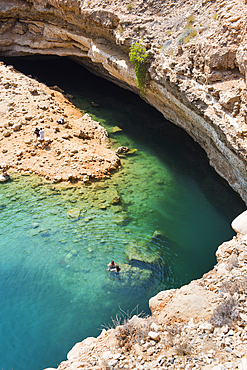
[0,57,245,370]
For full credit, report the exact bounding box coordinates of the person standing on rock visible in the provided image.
[34,127,40,138]
[39,128,44,143]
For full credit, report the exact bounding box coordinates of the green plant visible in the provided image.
[127,3,133,12]
[129,40,148,96]
[118,25,123,34]
[168,30,171,36]
[187,15,194,25]
[213,13,218,20]
[177,15,198,44]
[177,26,197,44]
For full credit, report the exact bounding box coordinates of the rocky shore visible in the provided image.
[0,62,120,182]
[45,212,247,370]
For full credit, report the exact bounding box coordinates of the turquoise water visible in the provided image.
[0,57,245,370]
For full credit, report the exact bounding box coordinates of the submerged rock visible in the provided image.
[67,208,81,220]
[104,263,152,290]
[112,195,121,204]
[126,242,162,269]
[152,230,167,240]
[91,101,100,107]
[111,126,122,133]
[65,249,78,260]
[127,149,137,155]
[116,146,129,154]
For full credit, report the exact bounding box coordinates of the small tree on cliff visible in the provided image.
[129,40,148,97]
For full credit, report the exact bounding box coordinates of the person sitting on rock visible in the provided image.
[2,167,10,179]
[107,260,117,271]
[34,127,40,138]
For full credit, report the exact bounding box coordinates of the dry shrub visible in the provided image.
[174,340,192,356]
[221,277,247,295]
[105,306,153,351]
[115,314,153,351]
[166,325,192,356]
[209,298,239,327]
[226,255,239,271]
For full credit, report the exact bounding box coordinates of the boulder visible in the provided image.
[231,210,247,235]
[12,123,22,131]
[112,195,121,204]
[148,331,160,341]
[111,126,122,133]
[67,208,81,219]
[116,146,129,154]
[149,283,218,324]
[74,130,93,139]
[152,230,166,240]
[3,130,11,137]
[126,242,162,268]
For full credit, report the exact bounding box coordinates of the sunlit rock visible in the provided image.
[67,208,81,220]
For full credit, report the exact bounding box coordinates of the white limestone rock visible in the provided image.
[148,331,160,341]
[198,322,213,332]
[231,210,247,235]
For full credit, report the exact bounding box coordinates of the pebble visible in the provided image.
[148,331,160,341]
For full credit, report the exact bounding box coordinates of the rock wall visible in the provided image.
[1,0,247,203]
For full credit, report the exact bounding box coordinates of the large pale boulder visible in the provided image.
[67,337,97,361]
[149,283,218,324]
[231,210,247,235]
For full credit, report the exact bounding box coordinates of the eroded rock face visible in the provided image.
[1,0,247,203]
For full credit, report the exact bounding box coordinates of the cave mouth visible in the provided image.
[0,56,245,370]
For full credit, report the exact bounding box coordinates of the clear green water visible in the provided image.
[0,57,245,370]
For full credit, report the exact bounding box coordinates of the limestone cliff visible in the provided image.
[0,0,247,203]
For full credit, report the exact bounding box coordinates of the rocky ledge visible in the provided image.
[0,0,247,203]
[0,62,120,182]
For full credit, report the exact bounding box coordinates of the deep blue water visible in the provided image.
[0,57,245,370]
